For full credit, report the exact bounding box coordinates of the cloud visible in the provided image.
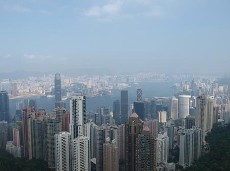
[82,2,121,18]
[3,5,32,13]
[23,54,54,63]
[82,0,169,20]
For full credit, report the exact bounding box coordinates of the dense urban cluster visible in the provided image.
[0,73,229,171]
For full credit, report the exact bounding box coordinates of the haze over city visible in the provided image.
[1,0,230,74]
[1,1,230,171]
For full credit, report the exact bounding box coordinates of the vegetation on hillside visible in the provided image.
[184,123,230,171]
[0,149,51,171]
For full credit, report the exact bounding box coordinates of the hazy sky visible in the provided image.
[0,0,230,74]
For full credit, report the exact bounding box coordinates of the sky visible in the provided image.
[0,0,230,75]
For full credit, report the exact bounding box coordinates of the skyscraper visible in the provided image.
[178,127,201,168]
[32,116,46,160]
[103,138,119,171]
[22,108,35,159]
[69,96,86,139]
[24,99,37,111]
[47,116,62,169]
[136,88,142,102]
[195,95,214,144]
[0,90,10,122]
[133,101,145,120]
[125,113,143,171]
[136,125,156,171]
[118,124,126,160]
[0,121,8,149]
[156,132,169,164]
[178,95,190,119]
[96,124,118,171]
[55,73,62,108]
[170,96,178,120]
[55,132,71,171]
[113,100,120,125]
[145,119,158,139]
[121,90,128,124]
[71,135,90,171]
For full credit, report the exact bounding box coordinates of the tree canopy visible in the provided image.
[184,123,230,171]
[0,149,51,171]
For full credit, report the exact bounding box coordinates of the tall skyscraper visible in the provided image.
[125,113,143,171]
[96,124,118,171]
[118,124,126,160]
[47,116,62,169]
[84,122,98,159]
[32,116,46,160]
[22,108,35,159]
[185,116,195,129]
[178,127,201,168]
[103,138,119,171]
[195,95,214,144]
[158,111,167,123]
[136,125,156,171]
[170,96,178,120]
[156,132,169,164]
[71,135,90,171]
[178,95,190,119]
[0,121,8,149]
[55,132,71,171]
[24,99,37,111]
[136,88,142,102]
[113,100,120,125]
[70,96,86,139]
[145,119,159,139]
[55,73,62,108]
[0,90,10,122]
[121,90,128,124]
[133,101,145,120]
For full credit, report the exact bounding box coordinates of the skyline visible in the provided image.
[1,0,230,74]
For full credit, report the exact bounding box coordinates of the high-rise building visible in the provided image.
[70,96,86,139]
[144,100,151,120]
[113,100,120,125]
[96,127,105,171]
[32,116,46,160]
[47,116,62,169]
[145,119,158,139]
[125,113,143,171]
[103,138,119,171]
[22,108,35,159]
[53,107,70,132]
[0,90,10,122]
[118,124,126,160]
[133,101,145,120]
[166,123,175,150]
[71,135,90,171]
[156,132,169,164]
[170,96,178,120]
[195,95,214,144]
[55,132,71,171]
[55,73,62,107]
[121,90,128,124]
[136,88,142,102]
[0,121,8,149]
[178,127,201,168]
[84,122,98,159]
[185,116,195,129]
[158,111,167,123]
[178,95,190,119]
[96,124,118,171]
[6,126,21,158]
[136,125,156,171]
[24,99,37,111]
